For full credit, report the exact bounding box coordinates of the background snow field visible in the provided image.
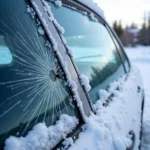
[125,46,150,150]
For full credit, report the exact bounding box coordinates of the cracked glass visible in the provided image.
[0,0,78,148]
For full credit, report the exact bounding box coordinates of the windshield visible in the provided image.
[0,0,78,149]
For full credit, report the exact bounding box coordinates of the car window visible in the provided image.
[49,2,126,104]
[0,0,78,148]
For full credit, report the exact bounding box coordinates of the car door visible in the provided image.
[45,1,144,150]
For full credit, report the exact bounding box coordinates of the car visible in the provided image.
[0,0,145,150]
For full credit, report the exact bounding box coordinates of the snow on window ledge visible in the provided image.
[79,74,91,92]
[4,115,78,150]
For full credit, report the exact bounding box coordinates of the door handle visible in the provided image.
[126,131,136,150]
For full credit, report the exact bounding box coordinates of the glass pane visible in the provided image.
[49,2,125,104]
[0,0,78,148]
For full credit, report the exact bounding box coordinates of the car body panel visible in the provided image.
[68,67,143,150]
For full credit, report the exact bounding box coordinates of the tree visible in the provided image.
[113,21,118,34]
[138,22,147,45]
[130,22,137,29]
[125,25,129,30]
[148,12,150,28]
[118,20,124,37]
[139,12,150,45]
[146,12,150,45]
[112,20,124,39]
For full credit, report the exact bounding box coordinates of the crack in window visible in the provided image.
[0,0,77,148]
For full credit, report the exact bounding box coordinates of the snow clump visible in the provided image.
[89,12,98,22]
[4,115,78,150]
[79,74,91,92]
[54,0,62,7]
[114,136,132,150]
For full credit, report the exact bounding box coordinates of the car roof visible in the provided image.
[76,0,105,19]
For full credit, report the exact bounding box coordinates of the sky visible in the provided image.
[94,0,150,27]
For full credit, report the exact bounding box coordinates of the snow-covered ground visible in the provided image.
[125,46,150,150]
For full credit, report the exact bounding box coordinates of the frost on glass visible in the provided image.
[0,3,76,145]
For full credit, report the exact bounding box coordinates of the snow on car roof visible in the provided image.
[77,0,105,19]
